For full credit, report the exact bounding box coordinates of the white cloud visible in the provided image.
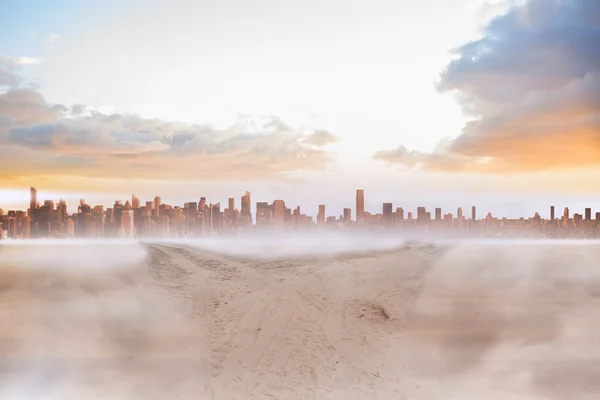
[44,33,60,48]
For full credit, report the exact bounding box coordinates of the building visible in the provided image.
[435,208,442,221]
[256,202,272,226]
[120,201,134,238]
[343,208,351,223]
[417,207,428,223]
[154,196,161,217]
[396,207,404,221]
[382,203,393,225]
[356,189,364,224]
[273,200,286,227]
[585,208,592,221]
[113,201,124,234]
[317,205,326,225]
[550,206,555,222]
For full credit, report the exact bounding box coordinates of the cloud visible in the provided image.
[0,54,40,88]
[375,0,600,173]
[0,69,338,181]
[44,34,60,48]
[301,129,339,147]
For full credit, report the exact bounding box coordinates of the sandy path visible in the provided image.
[147,243,447,400]
[4,240,597,399]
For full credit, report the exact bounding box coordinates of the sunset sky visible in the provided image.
[1,0,599,217]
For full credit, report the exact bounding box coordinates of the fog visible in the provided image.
[0,240,209,399]
[1,238,599,399]
[147,232,412,259]
[404,242,600,399]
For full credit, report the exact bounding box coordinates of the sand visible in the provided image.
[1,238,600,399]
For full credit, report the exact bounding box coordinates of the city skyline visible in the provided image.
[4,186,600,222]
[5,186,600,222]
[1,0,599,209]
[3,186,600,240]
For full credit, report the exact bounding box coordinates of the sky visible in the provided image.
[1,0,599,218]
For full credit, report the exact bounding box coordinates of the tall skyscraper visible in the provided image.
[382,203,393,225]
[457,207,463,220]
[228,198,235,212]
[121,201,135,238]
[585,208,592,221]
[210,203,221,232]
[29,187,38,237]
[154,196,161,217]
[356,190,364,223]
[132,195,140,209]
[435,208,442,221]
[241,192,251,217]
[29,187,37,213]
[113,201,124,233]
[57,199,67,234]
[550,206,555,221]
[317,205,326,225]
[472,206,476,222]
[273,200,286,227]
[564,207,570,219]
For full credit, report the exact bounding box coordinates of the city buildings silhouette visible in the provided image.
[1,187,600,239]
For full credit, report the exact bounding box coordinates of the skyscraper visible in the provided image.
[457,207,463,220]
[57,199,67,234]
[241,192,251,217]
[417,207,427,222]
[29,187,38,237]
[256,202,272,225]
[210,203,221,232]
[343,208,351,222]
[132,195,140,209]
[585,208,592,221]
[121,201,135,238]
[382,203,393,225]
[356,190,364,224]
[550,206,555,222]
[317,205,326,225]
[273,200,286,227]
[113,201,124,233]
[154,196,161,217]
[29,187,37,213]
[396,207,404,221]
[472,206,476,222]
[435,208,442,221]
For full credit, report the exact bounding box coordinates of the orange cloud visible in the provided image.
[375,0,600,174]
[0,85,339,183]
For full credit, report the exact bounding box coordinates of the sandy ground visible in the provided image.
[1,239,600,399]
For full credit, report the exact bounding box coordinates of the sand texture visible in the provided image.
[1,239,599,399]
